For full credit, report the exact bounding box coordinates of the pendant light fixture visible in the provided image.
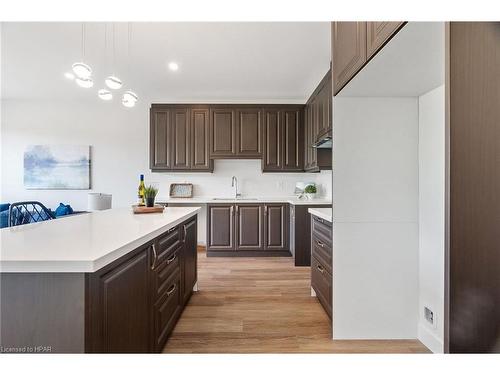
[72,23,93,81]
[105,24,123,90]
[76,77,94,88]
[98,89,112,100]
[122,23,139,108]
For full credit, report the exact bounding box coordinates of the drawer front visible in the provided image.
[311,256,332,319]
[152,246,181,301]
[312,216,332,243]
[156,226,182,263]
[312,232,332,274]
[153,270,182,352]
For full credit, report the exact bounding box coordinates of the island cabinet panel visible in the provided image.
[86,243,153,353]
[366,22,405,59]
[181,218,198,305]
[264,204,288,251]
[207,204,234,250]
[191,108,213,171]
[171,108,191,170]
[236,108,263,157]
[85,216,198,353]
[235,204,264,250]
[332,22,367,95]
[150,108,172,170]
[210,108,237,157]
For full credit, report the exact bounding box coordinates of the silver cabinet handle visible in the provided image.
[316,240,325,248]
[183,225,187,242]
[167,252,177,264]
[230,206,234,217]
[317,264,324,274]
[166,284,176,297]
[151,243,158,270]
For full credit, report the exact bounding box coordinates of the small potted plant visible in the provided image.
[143,185,159,207]
[304,184,317,200]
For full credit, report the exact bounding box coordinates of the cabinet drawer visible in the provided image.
[312,216,332,242]
[312,232,332,274]
[152,246,181,302]
[156,226,182,263]
[153,270,182,352]
[311,256,332,319]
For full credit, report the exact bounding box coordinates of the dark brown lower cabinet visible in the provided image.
[310,214,332,320]
[85,216,198,353]
[207,203,290,257]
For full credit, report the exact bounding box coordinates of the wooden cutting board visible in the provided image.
[132,205,165,214]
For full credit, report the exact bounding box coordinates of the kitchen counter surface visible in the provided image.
[157,196,332,206]
[0,206,201,273]
[308,207,333,222]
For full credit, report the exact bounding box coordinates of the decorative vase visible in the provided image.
[145,197,155,207]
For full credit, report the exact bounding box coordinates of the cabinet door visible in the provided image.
[181,218,197,304]
[366,22,404,59]
[87,245,152,353]
[207,204,234,250]
[332,22,367,95]
[282,109,304,171]
[210,108,236,157]
[235,204,264,250]
[264,204,288,251]
[171,108,191,170]
[150,108,172,170]
[262,108,282,171]
[236,108,263,157]
[316,73,332,140]
[191,108,213,171]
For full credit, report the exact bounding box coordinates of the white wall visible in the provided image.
[333,97,419,339]
[417,85,445,352]
[0,98,331,243]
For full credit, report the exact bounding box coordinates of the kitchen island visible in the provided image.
[0,206,201,353]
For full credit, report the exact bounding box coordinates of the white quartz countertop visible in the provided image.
[0,206,201,273]
[157,196,332,206]
[308,208,333,223]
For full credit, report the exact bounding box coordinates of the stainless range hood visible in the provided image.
[313,135,332,149]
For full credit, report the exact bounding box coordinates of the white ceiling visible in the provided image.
[1,22,331,102]
[339,22,445,97]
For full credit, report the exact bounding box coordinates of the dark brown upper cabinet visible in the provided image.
[150,108,172,170]
[236,108,263,158]
[331,22,405,95]
[332,22,367,95]
[191,108,213,171]
[366,22,405,59]
[150,104,213,172]
[264,204,288,251]
[209,108,237,157]
[262,106,304,172]
[171,107,190,170]
[304,70,332,172]
[235,204,264,250]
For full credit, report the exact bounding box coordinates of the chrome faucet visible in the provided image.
[231,176,241,199]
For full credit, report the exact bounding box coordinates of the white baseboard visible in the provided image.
[418,322,443,353]
[311,287,316,297]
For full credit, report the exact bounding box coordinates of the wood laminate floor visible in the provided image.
[163,250,429,353]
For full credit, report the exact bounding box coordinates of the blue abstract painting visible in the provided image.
[24,145,90,189]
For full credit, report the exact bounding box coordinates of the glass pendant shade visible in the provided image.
[75,76,94,88]
[72,62,92,79]
[105,75,123,90]
[122,91,138,108]
[98,89,113,101]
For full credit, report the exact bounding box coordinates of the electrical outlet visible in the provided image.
[424,306,435,327]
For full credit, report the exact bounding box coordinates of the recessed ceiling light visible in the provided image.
[168,62,179,71]
[98,89,113,101]
[75,76,94,88]
[64,72,75,80]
